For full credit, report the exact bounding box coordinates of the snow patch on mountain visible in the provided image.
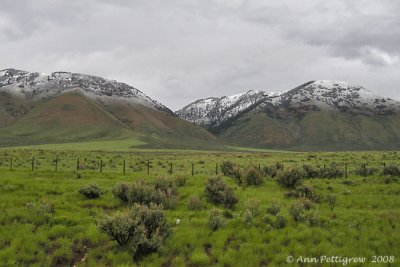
[284,80,400,113]
[0,68,170,112]
[177,80,400,128]
[176,90,272,126]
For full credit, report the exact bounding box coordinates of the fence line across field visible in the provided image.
[0,155,391,177]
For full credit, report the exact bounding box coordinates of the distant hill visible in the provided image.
[0,68,215,148]
[177,80,400,150]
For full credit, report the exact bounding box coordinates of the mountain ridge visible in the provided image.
[176,80,400,150]
[0,68,172,114]
[3,68,400,151]
[0,68,216,149]
[177,80,400,130]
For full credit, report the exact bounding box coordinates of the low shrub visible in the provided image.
[220,161,242,184]
[173,176,187,187]
[26,200,55,216]
[301,198,314,210]
[266,201,281,216]
[320,165,343,179]
[220,161,236,177]
[99,203,171,258]
[342,189,351,195]
[383,165,400,177]
[243,166,263,186]
[79,184,103,199]
[244,198,261,217]
[384,176,398,184]
[98,210,140,246]
[326,194,336,211]
[304,210,324,227]
[242,209,253,226]
[289,199,323,226]
[154,177,177,196]
[262,214,274,225]
[52,216,78,227]
[3,184,21,192]
[273,215,286,229]
[293,185,315,200]
[302,164,320,178]
[262,165,278,178]
[126,181,161,206]
[275,162,284,171]
[277,169,304,189]
[355,165,377,176]
[112,180,177,208]
[242,198,260,226]
[205,177,238,209]
[222,209,234,219]
[187,195,203,211]
[263,214,286,229]
[289,200,309,222]
[341,180,355,186]
[209,208,225,231]
[112,182,130,202]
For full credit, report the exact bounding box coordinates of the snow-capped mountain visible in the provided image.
[0,68,170,112]
[0,68,215,148]
[177,80,400,129]
[176,80,400,150]
[176,90,280,128]
[278,80,400,113]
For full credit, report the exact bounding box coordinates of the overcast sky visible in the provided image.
[1,0,399,110]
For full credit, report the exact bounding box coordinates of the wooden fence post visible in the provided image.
[76,158,80,173]
[191,163,194,176]
[363,163,366,177]
[345,163,348,178]
[123,160,126,175]
[216,163,218,175]
[170,162,173,174]
[55,157,58,172]
[147,161,150,175]
[32,157,35,171]
[100,160,103,173]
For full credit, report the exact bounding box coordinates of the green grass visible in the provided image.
[227,146,293,153]
[0,149,399,266]
[5,138,147,152]
[3,139,289,153]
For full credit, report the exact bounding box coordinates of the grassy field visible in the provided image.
[0,149,399,266]
[4,138,147,152]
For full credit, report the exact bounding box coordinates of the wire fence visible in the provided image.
[0,152,393,178]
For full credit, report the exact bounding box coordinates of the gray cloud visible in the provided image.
[0,0,399,110]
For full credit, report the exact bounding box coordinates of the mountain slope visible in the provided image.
[176,90,280,131]
[177,80,400,150]
[0,90,31,127]
[277,80,400,115]
[0,68,170,111]
[0,91,134,147]
[0,68,215,148]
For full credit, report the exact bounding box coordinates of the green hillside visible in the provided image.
[219,110,400,151]
[0,90,218,150]
[0,91,31,127]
